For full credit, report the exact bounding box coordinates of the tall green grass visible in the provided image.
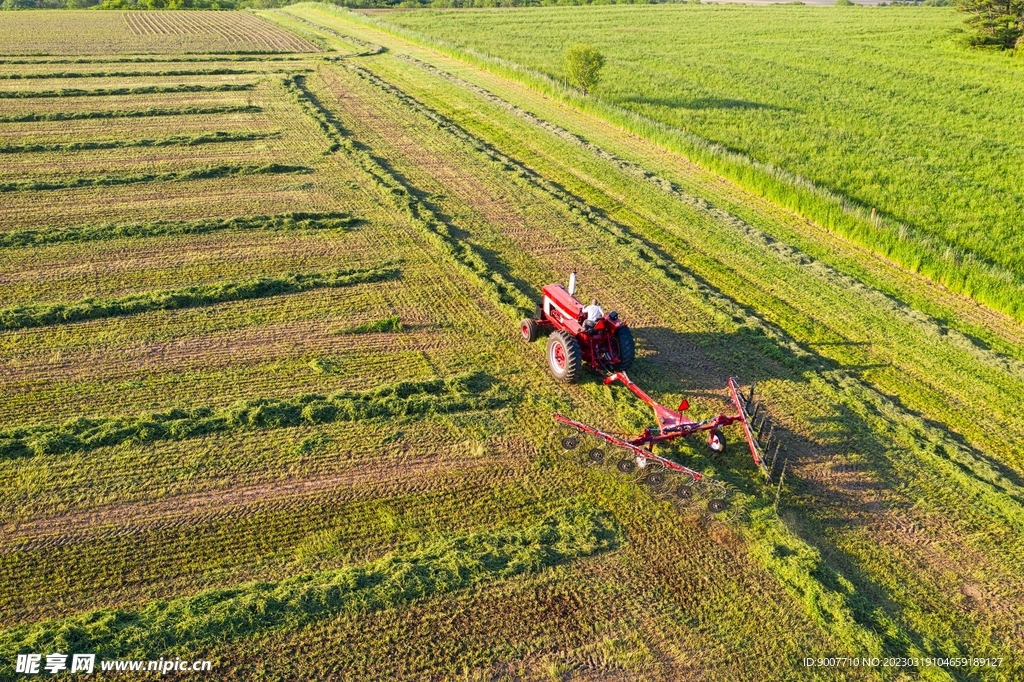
[0,505,619,660]
[0,371,499,459]
[346,4,1024,321]
[0,211,357,248]
[0,131,279,156]
[0,266,396,332]
[0,104,261,123]
[0,163,309,193]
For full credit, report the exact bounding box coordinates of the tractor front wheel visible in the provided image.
[546,330,582,383]
[521,318,539,342]
[613,326,635,371]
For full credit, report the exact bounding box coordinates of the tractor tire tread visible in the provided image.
[615,326,635,371]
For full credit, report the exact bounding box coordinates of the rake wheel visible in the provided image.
[588,448,605,464]
[617,458,636,474]
[562,436,579,450]
[644,470,666,487]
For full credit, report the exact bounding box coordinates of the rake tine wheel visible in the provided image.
[750,402,760,423]
[756,414,769,437]
[747,383,755,407]
[768,441,780,476]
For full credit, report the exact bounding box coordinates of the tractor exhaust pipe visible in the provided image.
[568,270,577,296]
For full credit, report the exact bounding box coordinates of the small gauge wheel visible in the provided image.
[588,448,605,464]
[617,458,636,474]
[562,436,579,450]
[708,428,726,454]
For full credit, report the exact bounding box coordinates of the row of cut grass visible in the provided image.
[0,131,279,157]
[0,104,260,123]
[0,265,397,332]
[0,371,501,459]
[0,82,257,99]
[0,211,357,248]
[0,504,618,661]
[0,67,308,80]
[0,163,309,194]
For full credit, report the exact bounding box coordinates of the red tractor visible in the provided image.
[520,274,781,508]
[520,272,634,382]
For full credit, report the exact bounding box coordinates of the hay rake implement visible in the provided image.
[553,372,782,513]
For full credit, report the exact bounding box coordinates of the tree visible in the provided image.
[563,44,605,96]
[957,0,1024,50]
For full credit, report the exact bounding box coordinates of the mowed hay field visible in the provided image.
[378,5,1024,322]
[0,10,318,54]
[1,6,1023,681]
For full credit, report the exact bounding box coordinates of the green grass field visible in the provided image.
[1,6,1023,680]
[375,5,1024,321]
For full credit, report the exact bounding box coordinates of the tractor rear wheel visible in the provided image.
[613,326,635,371]
[546,331,582,383]
[521,318,538,342]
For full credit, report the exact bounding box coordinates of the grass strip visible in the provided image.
[0,131,279,156]
[0,505,619,659]
[0,83,257,99]
[278,12,385,58]
[0,211,357,249]
[0,104,260,123]
[0,371,500,460]
[281,73,534,318]
[0,163,309,194]
[0,68,307,80]
[0,266,396,332]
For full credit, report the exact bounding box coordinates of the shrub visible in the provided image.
[563,44,606,95]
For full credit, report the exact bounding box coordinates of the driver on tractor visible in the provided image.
[582,299,604,330]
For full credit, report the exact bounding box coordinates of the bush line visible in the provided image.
[0,266,397,333]
[0,131,279,156]
[0,67,309,80]
[0,211,358,249]
[0,371,498,460]
[341,5,1024,322]
[0,104,261,123]
[0,83,257,100]
[0,505,618,659]
[281,73,534,318]
[0,163,310,194]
